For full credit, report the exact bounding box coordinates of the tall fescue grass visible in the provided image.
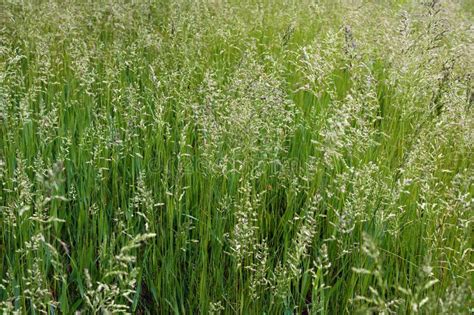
[1,0,473,313]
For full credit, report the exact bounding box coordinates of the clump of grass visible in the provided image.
[1,0,473,313]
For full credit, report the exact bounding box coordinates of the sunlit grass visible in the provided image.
[0,0,472,313]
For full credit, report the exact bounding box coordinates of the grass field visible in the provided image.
[1,0,473,313]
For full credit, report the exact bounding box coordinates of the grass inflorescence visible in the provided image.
[0,0,473,313]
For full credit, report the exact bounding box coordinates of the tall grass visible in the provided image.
[0,0,473,313]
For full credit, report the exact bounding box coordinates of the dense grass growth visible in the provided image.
[1,0,473,313]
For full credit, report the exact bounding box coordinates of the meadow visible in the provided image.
[0,0,473,313]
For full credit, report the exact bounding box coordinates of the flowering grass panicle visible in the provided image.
[0,0,472,313]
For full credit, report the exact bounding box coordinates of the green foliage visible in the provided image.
[0,0,472,313]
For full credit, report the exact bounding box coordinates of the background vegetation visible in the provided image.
[1,0,473,313]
